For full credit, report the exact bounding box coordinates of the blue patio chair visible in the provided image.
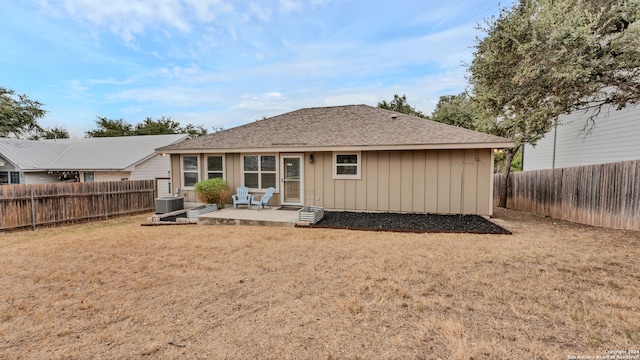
[232,186,251,209]
[250,187,275,211]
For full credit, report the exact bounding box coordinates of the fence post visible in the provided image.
[30,188,36,231]
[103,191,108,219]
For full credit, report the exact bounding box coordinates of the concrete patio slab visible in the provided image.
[197,206,303,227]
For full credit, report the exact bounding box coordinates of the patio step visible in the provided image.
[197,217,297,227]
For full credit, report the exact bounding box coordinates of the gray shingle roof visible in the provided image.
[0,134,188,171]
[158,105,513,152]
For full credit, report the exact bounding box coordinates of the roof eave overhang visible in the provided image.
[0,157,28,170]
[126,152,159,169]
[156,141,515,155]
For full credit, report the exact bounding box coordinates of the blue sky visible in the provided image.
[1,0,512,138]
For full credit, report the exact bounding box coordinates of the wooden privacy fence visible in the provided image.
[494,160,640,231]
[0,180,157,231]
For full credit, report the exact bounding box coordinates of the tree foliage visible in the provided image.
[472,0,640,136]
[0,87,46,138]
[180,123,210,137]
[377,94,428,119]
[29,126,70,140]
[86,116,208,137]
[430,93,479,130]
[134,116,182,135]
[430,92,522,172]
[493,149,523,173]
[469,0,640,206]
[85,117,134,137]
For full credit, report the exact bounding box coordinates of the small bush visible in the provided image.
[194,178,231,208]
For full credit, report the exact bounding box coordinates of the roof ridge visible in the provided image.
[45,143,73,168]
[296,104,368,111]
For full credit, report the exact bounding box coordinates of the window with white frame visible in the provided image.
[182,155,199,188]
[206,155,224,179]
[242,155,277,189]
[333,152,361,179]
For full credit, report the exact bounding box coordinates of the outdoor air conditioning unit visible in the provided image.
[155,197,184,214]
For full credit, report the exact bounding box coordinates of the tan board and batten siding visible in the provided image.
[308,149,493,216]
[172,149,494,216]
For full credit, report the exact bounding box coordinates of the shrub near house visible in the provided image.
[195,178,230,208]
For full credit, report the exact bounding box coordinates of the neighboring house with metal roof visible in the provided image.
[523,104,640,170]
[0,134,188,189]
[157,105,513,216]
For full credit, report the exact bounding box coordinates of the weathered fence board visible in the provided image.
[0,180,156,231]
[494,160,640,231]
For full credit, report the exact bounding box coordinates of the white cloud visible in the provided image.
[41,0,192,43]
[246,2,273,22]
[183,0,233,22]
[235,91,289,112]
[155,64,202,79]
[309,0,331,6]
[10,0,509,136]
[32,0,63,17]
[197,23,475,98]
[64,79,89,99]
[279,0,301,13]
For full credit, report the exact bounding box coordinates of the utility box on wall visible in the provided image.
[155,197,184,214]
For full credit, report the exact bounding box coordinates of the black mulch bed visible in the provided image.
[308,211,511,234]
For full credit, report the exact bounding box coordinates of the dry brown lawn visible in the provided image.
[1,209,639,359]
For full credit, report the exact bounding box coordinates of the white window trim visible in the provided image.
[205,154,225,180]
[333,151,361,180]
[181,154,200,189]
[241,154,279,191]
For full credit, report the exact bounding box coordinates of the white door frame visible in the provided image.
[280,154,304,206]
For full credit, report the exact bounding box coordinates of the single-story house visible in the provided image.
[524,104,640,170]
[158,105,513,216]
[0,134,188,196]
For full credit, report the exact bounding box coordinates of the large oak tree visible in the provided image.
[469,0,640,207]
